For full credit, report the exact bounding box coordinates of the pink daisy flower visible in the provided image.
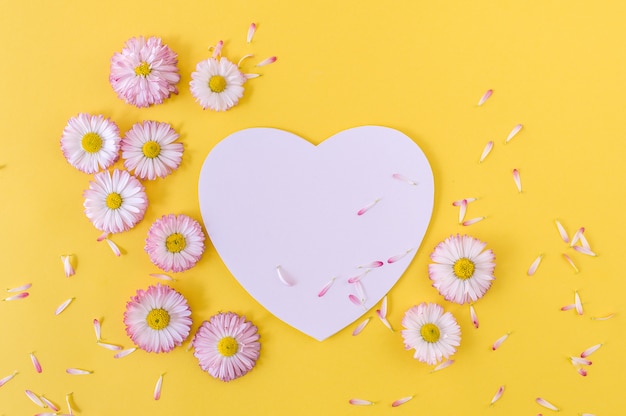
[192,312,260,382]
[60,113,121,174]
[190,57,246,111]
[121,121,183,180]
[145,214,205,272]
[428,234,496,304]
[109,36,180,108]
[124,284,192,353]
[401,302,461,365]
[83,169,148,234]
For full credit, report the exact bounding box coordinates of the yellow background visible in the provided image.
[1,0,624,414]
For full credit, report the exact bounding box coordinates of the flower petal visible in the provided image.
[154,373,163,400]
[347,270,370,283]
[505,124,523,143]
[358,260,384,269]
[55,297,74,316]
[570,356,592,366]
[357,198,381,216]
[0,371,17,388]
[562,253,579,273]
[317,277,335,297]
[275,265,294,286]
[470,304,479,329]
[30,353,42,373]
[149,273,176,282]
[573,246,597,257]
[512,169,522,192]
[25,389,46,407]
[40,396,60,412]
[490,385,505,405]
[391,395,414,407]
[256,56,277,67]
[555,220,569,243]
[458,199,467,223]
[3,292,29,301]
[349,399,374,406]
[477,89,493,106]
[105,238,121,256]
[376,309,393,332]
[452,197,477,206]
[114,347,137,359]
[387,249,412,264]
[93,319,101,341]
[479,141,493,163]
[561,304,575,311]
[492,333,510,351]
[97,341,123,351]
[392,173,417,185]
[66,368,93,375]
[61,255,75,277]
[247,23,257,43]
[431,359,455,372]
[536,397,559,411]
[462,217,486,226]
[591,313,615,321]
[527,255,543,276]
[580,343,602,358]
[7,283,32,292]
[352,317,371,336]
[575,291,583,315]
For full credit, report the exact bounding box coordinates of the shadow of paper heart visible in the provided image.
[198,126,434,341]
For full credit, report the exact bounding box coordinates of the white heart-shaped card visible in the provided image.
[198,126,434,341]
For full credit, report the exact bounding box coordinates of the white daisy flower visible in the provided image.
[60,113,121,174]
[428,234,496,304]
[144,214,205,273]
[83,169,148,234]
[401,302,461,365]
[189,57,246,111]
[121,121,183,180]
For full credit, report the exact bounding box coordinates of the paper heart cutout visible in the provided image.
[198,127,434,341]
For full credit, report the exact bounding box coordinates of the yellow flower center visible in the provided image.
[420,323,441,343]
[134,62,151,77]
[146,308,170,330]
[208,75,227,93]
[217,336,239,357]
[453,258,475,280]
[81,132,103,153]
[142,141,161,159]
[165,233,186,253]
[105,193,123,210]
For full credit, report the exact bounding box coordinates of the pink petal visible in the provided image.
[105,238,121,256]
[256,56,277,67]
[490,385,505,405]
[512,169,522,192]
[25,389,46,407]
[505,124,523,143]
[570,227,584,247]
[61,255,75,277]
[30,352,42,373]
[275,265,294,286]
[458,199,468,223]
[154,373,163,400]
[431,359,455,372]
[562,253,579,273]
[479,141,494,163]
[66,368,92,375]
[7,283,32,292]
[391,395,414,407]
[55,297,74,316]
[348,294,363,307]
[492,333,510,351]
[3,292,29,301]
[212,40,223,58]
[40,396,60,412]
[0,371,17,388]
[578,230,591,250]
[358,260,384,269]
[93,319,101,341]
[573,246,597,257]
[97,341,123,351]
[462,217,486,226]
[575,291,583,315]
[580,343,602,358]
[470,304,479,328]
[349,399,374,406]
[392,173,417,185]
[376,309,393,332]
[561,304,575,311]
[536,397,559,411]
[96,232,109,242]
[357,198,381,216]
[452,197,477,206]
[244,73,261,79]
[317,277,336,297]
[577,367,588,377]
[380,296,388,318]
[555,220,569,243]
[352,317,371,336]
[247,23,257,43]
[591,313,615,321]
[570,356,592,366]
[354,281,366,303]
[477,89,493,106]
[149,273,176,282]
[347,270,370,283]
[114,347,137,359]
[387,249,412,264]
[527,255,543,276]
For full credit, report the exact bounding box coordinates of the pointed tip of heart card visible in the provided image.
[199,126,434,341]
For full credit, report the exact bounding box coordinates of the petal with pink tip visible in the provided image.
[317,277,335,297]
[570,356,592,366]
[591,313,615,321]
[577,367,588,376]
[376,309,394,332]
[244,73,261,79]
[490,385,505,405]
[358,260,384,269]
[275,265,294,286]
[96,232,109,242]
[93,319,101,341]
[452,197,477,206]
[575,291,583,315]
[114,347,137,359]
[40,396,60,412]
[391,396,414,407]
[380,296,388,318]
[555,220,569,243]
[462,217,485,226]
[154,373,163,400]
[211,40,224,58]
[579,231,591,249]
[392,173,417,185]
[492,333,510,351]
[470,304,479,329]
[536,397,559,411]
[105,238,121,256]
[7,283,32,292]
[61,255,75,277]
[580,343,602,358]
[352,317,371,336]
[458,199,467,223]
[387,249,412,264]
[354,280,366,302]
[505,124,523,143]
[256,56,277,67]
[247,23,257,43]
[97,341,123,351]
[477,89,493,106]
[348,270,370,283]
[66,368,92,375]
[25,389,46,407]
[479,141,493,163]
[30,353,42,373]
[349,399,374,406]
[431,359,455,372]
[561,304,575,311]
[570,227,584,247]
[562,253,579,273]
[0,371,17,388]
[66,393,75,416]
[3,292,28,301]
[527,255,543,276]
[55,297,74,316]
[512,169,522,192]
[573,246,597,256]
[149,273,176,281]
[357,198,381,216]
[348,294,363,307]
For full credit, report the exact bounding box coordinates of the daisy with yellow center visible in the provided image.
[83,169,148,234]
[401,302,461,365]
[192,312,261,382]
[124,284,192,353]
[60,113,121,174]
[145,214,206,273]
[428,234,496,304]
[189,55,247,112]
[121,121,183,180]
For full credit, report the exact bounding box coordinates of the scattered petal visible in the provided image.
[575,291,583,315]
[25,389,46,408]
[578,230,591,250]
[577,367,588,377]
[580,413,597,416]
[93,319,101,341]
[490,385,505,405]
[387,248,413,264]
[452,197,477,206]
[237,54,254,67]
[40,396,60,412]
[391,395,414,407]
[256,56,277,67]
[458,199,468,223]
[349,399,374,406]
[114,347,137,359]
[0,371,17,388]
[536,397,559,411]
[247,23,257,43]
[561,304,576,311]
[3,292,29,301]
[317,277,336,297]
[570,227,584,247]
[154,373,163,400]
[96,232,109,242]
[462,217,485,226]
[105,238,121,257]
[570,356,592,366]
[512,169,522,192]
[380,296,388,318]
[478,89,493,106]
[55,297,74,316]
[61,255,75,277]
[492,333,510,351]
[97,341,123,351]
[555,220,569,243]
[591,313,615,321]
[358,260,384,269]
[563,253,579,273]
[505,124,523,143]
[573,246,597,257]
[431,359,455,372]
[211,40,223,58]
[66,368,93,375]
[66,393,75,416]
[392,173,417,185]
[352,317,371,336]
[470,304,479,329]
[30,352,42,373]
[354,281,366,303]
[580,343,602,358]
[479,141,494,163]
[244,73,261,79]
[348,294,363,307]
[376,309,394,332]
[275,265,294,286]
[7,283,32,292]
[357,198,381,216]
[347,270,370,283]
[149,273,176,282]
[527,255,543,276]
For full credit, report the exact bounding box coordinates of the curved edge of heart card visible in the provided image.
[198,126,434,341]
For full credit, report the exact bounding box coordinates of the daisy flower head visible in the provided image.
[192,312,261,382]
[190,56,247,111]
[121,121,183,180]
[83,169,148,234]
[401,302,461,365]
[109,36,180,108]
[145,214,205,273]
[428,234,496,304]
[124,284,192,353]
[60,113,121,174]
